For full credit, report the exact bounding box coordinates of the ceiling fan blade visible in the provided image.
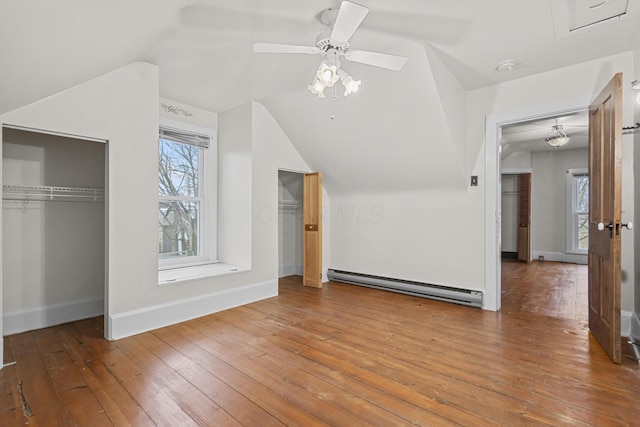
[330,1,369,44]
[253,42,319,54]
[345,49,408,71]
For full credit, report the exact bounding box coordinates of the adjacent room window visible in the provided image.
[566,168,589,254]
[158,119,217,269]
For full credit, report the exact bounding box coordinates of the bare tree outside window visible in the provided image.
[576,175,589,250]
[158,138,201,258]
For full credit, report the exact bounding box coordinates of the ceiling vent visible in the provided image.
[568,0,629,31]
[550,0,633,40]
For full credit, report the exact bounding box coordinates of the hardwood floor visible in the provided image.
[501,259,588,322]
[2,273,639,426]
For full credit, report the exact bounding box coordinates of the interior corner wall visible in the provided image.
[251,101,331,282]
[110,98,324,338]
[469,51,636,313]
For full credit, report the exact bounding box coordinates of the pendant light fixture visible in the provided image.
[544,121,570,147]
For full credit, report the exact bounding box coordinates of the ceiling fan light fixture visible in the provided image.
[338,69,360,96]
[632,80,640,104]
[544,124,570,147]
[308,78,327,98]
[316,62,339,87]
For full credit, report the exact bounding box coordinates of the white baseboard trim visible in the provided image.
[622,310,633,337]
[3,298,104,336]
[532,251,587,265]
[279,264,302,278]
[628,310,640,340]
[108,280,277,340]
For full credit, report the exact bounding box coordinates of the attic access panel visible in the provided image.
[568,0,629,31]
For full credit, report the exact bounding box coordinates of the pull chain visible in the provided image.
[330,85,336,120]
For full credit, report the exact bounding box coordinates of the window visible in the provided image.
[158,118,217,269]
[566,169,588,254]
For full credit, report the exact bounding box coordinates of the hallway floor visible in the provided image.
[501,259,588,323]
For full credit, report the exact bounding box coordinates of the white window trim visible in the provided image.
[565,168,588,255]
[158,118,218,270]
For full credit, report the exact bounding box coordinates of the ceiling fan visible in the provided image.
[253,1,408,98]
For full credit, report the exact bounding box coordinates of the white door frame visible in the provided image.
[484,95,591,311]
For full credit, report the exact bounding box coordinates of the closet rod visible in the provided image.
[2,184,105,202]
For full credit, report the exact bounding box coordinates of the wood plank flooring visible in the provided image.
[2,269,639,426]
[501,259,588,322]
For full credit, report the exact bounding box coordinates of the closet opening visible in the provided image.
[2,126,107,337]
[278,170,304,278]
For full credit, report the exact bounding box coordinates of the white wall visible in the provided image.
[531,149,588,263]
[0,62,159,347]
[502,151,532,171]
[2,129,105,334]
[330,187,485,291]
[470,51,636,312]
[0,63,327,354]
[325,40,484,294]
[218,102,252,268]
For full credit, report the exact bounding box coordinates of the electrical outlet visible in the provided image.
[470,175,478,186]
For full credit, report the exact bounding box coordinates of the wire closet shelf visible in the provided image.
[2,184,105,202]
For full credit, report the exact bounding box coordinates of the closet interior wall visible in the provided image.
[2,128,105,335]
[278,171,303,278]
[501,174,519,256]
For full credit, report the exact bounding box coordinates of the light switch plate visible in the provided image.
[470,175,478,186]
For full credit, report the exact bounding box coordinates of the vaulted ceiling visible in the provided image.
[2,0,639,192]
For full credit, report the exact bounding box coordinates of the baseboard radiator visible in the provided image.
[327,269,483,308]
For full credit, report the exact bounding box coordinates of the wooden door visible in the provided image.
[303,172,322,288]
[517,173,531,263]
[588,73,622,363]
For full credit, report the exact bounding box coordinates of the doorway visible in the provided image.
[278,170,304,278]
[499,110,589,318]
[2,126,107,337]
[485,96,591,311]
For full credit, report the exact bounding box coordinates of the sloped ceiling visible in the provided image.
[2,0,640,195]
[262,34,466,193]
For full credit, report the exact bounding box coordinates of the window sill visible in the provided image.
[158,263,249,286]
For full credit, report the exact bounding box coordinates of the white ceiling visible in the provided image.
[1,0,639,115]
[501,110,589,156]
[1,0,639,193]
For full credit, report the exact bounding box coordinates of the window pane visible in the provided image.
[158,200,200,258]
[159,138,199,197]
[576,176,589,212]
[578,213,589,250]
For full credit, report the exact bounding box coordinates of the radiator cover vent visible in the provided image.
[327,269,483,308]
